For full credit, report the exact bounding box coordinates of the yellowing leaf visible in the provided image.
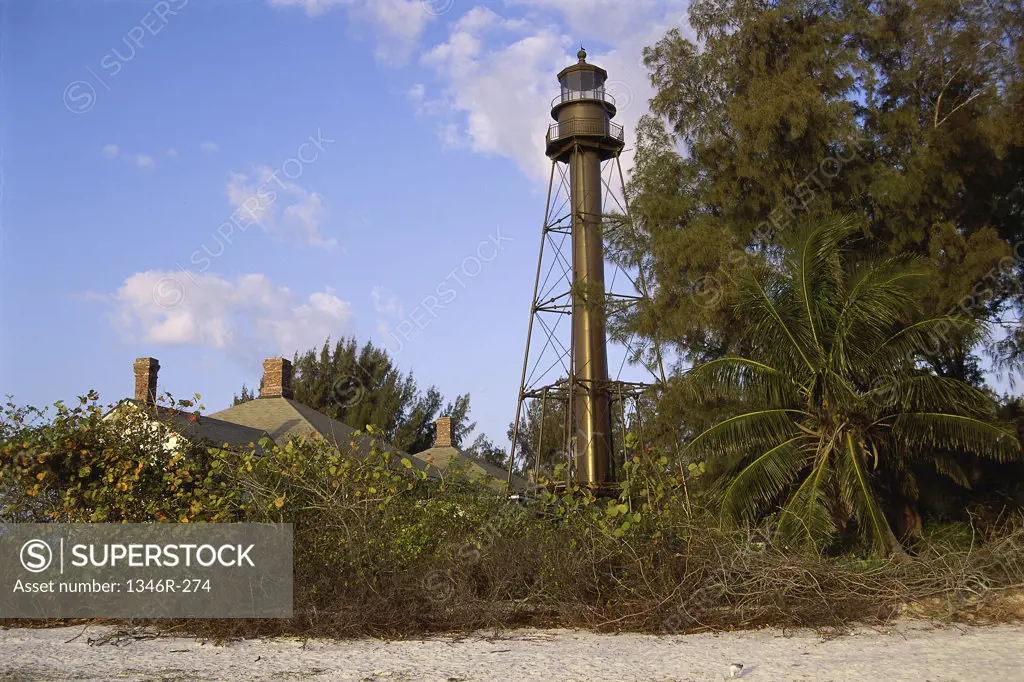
[273,496,285,508]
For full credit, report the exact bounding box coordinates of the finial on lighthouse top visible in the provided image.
[577,45,587,62]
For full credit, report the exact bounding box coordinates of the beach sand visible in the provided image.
[1,621,1021,681]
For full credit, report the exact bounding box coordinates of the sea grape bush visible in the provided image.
[3,393,1022,638]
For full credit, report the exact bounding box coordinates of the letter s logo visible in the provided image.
[20,539,53,573]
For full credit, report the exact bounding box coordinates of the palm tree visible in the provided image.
[682,215,1020,555]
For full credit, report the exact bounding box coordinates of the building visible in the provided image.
[111,357,524,490]
[105,357,270,457]
[415,415,528,488]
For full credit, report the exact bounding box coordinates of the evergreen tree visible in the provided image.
[465,433,508,469]
[237,337,475,453]
[507,394,569,478]
[615,0,1023,380]
[232,383,256,406]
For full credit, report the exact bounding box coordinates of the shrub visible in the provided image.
[2,394,1023,638]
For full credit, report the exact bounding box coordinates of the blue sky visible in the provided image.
[0,0,688,448]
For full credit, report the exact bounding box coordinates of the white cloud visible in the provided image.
[104,270,354,359]
[451,6,504,33]
[375,319,394,339]
[102,144,158,168]
[365,0,432,61]
[201,141,219,153]
[417,2,688,181]
[407,82,448,117]
[266,0,347,16]
[438,123,464,149]
[511,0,681,41]
[166,148,179,157]
[226,167,337,248]
[371,285,404,342]
[420,24,568,180]
[371,285,403,317]
[266,0,433,64]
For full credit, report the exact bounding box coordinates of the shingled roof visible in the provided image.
[415,443,520,486]
[415,417,529,491]
[208,396,404,459]
[111,399,270,454]
[122,356,523,489]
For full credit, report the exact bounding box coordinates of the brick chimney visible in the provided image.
[260,358,294,399]
[434,416,453,448]
[133,357,160,405]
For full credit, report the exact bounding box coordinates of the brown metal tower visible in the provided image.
[509,48,655,489]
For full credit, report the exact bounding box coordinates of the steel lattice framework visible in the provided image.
[506,147,667,490]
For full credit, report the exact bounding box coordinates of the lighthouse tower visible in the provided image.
[509,47,636,488]
[548,46,622,485]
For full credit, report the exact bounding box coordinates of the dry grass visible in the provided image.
[4,433,1022,641]
[11,510,1016,642]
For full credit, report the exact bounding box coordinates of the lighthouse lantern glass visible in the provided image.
[561,72,579,96]
[559,70,607,104]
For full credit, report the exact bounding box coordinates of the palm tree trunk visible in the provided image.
[897,501,923,543]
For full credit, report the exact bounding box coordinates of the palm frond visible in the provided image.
[899,469,920,500]
[786,216,856,352]
[685,409,806,466]
[838,432,894,555]
[818,368,859,408]
[678,212,1019,556]
[868,375,997,416]
[930,452,971,488]
[893,413,1021,463]
[868,316,984,369]
[829,259,927,374]
[720,437,812,525]
[735,265,819,375]
[683,357,798,406]
[775,453,836,551]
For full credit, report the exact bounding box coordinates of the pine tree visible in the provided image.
[616,0,1023,378]
[237,337,475,453]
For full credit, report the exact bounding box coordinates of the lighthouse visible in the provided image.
[548,46,622,485]
[510,47,628,488]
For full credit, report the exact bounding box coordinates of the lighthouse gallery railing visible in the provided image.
[550,88,617,109]
[546,118,625,144]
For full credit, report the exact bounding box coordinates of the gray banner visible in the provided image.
[0,523,292,618]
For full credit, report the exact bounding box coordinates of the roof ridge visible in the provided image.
[280,397,321,435]
[121,399,256,428]
[284,398,355,438]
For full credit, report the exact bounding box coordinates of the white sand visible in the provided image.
[0,622,1021,681]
